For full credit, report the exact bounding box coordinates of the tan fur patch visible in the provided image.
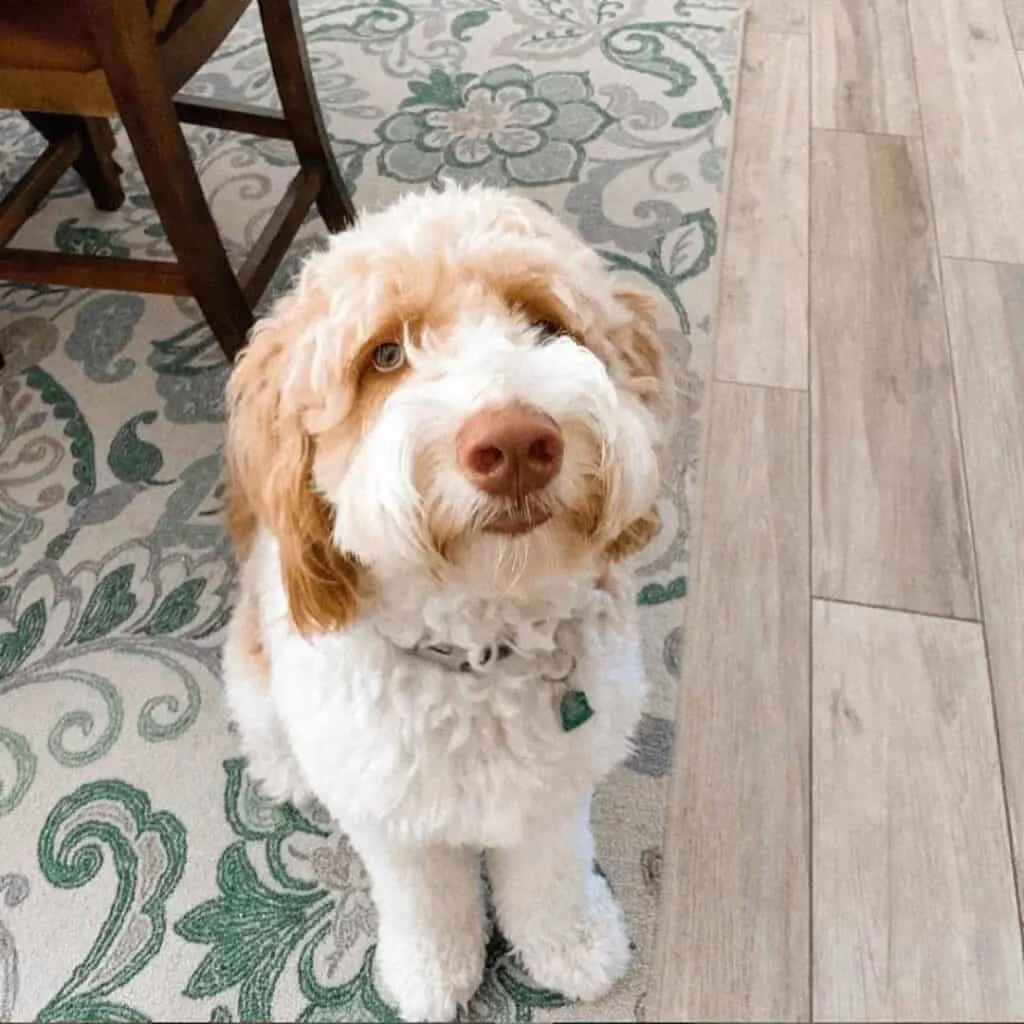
[607,283,673,421]
[226,292,361,637]
[605,506,662,562]
[313,347,412,486]
[233,579,271,686]
[502,276,582,341]
[565,473,607,541]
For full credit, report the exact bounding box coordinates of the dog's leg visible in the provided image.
[222,583,311,807]
[347,827,486,1022]
[485,795,630,1001]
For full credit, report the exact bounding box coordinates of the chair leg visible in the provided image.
[257,0,357,234]
[84,0,253,360]
[22,112,125,212]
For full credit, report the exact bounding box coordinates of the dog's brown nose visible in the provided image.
[457,405,564,497]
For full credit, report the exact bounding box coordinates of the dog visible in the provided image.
[222,185,672,1021]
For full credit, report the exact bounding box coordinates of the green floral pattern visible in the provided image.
[36,780,186,1022]
[172,760,567,1023]
[0,0,741,1018]
[379,65,612,187]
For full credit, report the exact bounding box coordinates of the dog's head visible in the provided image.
[226,186,673,635]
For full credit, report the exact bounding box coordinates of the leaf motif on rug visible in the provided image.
[34,779,187,1022]
[0,542,231,811]
[176,760,568,1022]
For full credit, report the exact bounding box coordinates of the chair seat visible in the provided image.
[0,0,183,73]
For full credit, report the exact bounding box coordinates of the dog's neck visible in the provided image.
[367,573,608,732]
[366,569,612,659]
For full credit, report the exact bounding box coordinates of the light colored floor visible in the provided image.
[652,0,1024,1019]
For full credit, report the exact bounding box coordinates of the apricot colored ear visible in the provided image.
[607,281,674,422]
[600,282,673,561]
[606,505,662,562]
[224,296,360,636]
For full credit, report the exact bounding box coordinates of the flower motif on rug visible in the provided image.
[174,760,567,1022]
[377,65,612,188]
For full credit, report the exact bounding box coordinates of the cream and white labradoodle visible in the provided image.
[222,185,672,1021]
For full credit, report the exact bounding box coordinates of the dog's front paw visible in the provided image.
[376,926,485,1022]
[514,873,631,1002]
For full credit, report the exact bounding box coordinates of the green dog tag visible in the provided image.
[559,689,594,732]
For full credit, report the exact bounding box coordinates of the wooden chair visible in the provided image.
[0,0,355,360]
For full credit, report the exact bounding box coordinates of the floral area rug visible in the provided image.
[0,2,741,1020]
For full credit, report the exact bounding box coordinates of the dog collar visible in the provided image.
[399,637,594,732]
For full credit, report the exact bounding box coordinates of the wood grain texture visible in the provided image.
[255,0,356,231]
[747,0,808,32]
[652,383,810,1022]
[715,32,809,389]
[1007,0,1024,44]
[811,0,919,133]
[810,131,977,618]
[812,600,1024,1022]
[943,258,1024,916]
[22,112,124,211]
[909,0,1024,261]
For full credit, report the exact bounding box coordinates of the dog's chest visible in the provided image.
[274,617,646,847]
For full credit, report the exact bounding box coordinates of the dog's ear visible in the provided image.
[607,279,673,421]
[602,279,673,562]
[225,295,360,636]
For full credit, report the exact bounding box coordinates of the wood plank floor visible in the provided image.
[812,601,1024,1021]
[1009,0,1024,45]
[715,32,810,389]
[909,0,1024,262]
[651,383,810,1022]
[942,259,1024,913]
[811,0,919,134]
[654,0,1024,1018]
[746,0,807,33]
[810,130,976,619]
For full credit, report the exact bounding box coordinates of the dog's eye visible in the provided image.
[533,320,566,345]
[371,342,405,372]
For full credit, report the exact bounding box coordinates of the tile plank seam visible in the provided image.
[804,6,813,1020]
[940,259,1024,980]
[905,1,1024,968]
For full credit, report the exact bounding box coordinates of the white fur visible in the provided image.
[223,186,665,1021]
